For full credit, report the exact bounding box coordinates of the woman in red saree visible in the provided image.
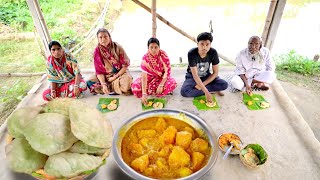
[131,37,177,105]
[42,41,87,101]
[87,28,132,95]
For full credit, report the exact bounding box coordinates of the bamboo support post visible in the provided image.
[151,0,157,37]
[262,0,286,50]
[34,0,51,44]
[26,0,51,58]
[261,0,278,45]
[132,0,196,42]
[131,0,235,65]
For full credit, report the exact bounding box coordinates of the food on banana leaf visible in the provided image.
[152,102,164,109]
[7,106,42,138]
[24,113,78,156]
[260,101,270,108]
[44,152,102,178]
[205,101,216,108]
[69,101,113,148]
[240,144,268,168]
[5,138,47,174]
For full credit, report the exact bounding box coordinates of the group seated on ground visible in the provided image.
[42,30,275,103]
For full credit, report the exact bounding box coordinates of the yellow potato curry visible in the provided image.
[121,117,211,179]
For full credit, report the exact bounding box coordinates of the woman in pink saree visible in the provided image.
[131,37,177,105]
[87,28,132,95]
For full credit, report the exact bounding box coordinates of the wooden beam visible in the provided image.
[26,0,51,58]
[151,0,157,37]
[131,0,235,65]
[263,0,287,51]
[261,0,278,44]
[0,72,46,77]
[132,0,196,42]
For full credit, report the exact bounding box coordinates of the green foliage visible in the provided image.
[0,0,82,31]
[0,0,32,31]
[275,50,320,75]
[0,80,28,103]
[0,39,46,73]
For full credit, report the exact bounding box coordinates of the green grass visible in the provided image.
[0,39,46,73]
[0,77,39,125]
[0,0,122,123]
[0,0,83,32]
[275,50,320,76]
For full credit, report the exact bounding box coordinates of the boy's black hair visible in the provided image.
[197,32,213,43]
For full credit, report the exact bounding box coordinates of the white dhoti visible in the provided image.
[231,71,276,91]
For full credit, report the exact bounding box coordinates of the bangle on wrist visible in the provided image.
[159,84,164,87]
[101,82,107,85]
[74,84,79,88]
[142,93,147,95]
[51,90,56,92]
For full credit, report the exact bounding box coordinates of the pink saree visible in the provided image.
[131,50,177,98]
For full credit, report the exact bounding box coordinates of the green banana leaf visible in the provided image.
[193,95,220,110]
[96,98,119,113]
[142,98,167,110]
[243,93,269,110]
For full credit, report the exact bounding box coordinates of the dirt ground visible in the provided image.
[279,80,320,141]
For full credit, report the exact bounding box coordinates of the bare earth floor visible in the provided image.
[0,67,319,179]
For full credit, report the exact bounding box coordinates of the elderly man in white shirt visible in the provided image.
[230,36,276,95]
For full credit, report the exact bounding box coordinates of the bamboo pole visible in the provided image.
[0,73,46,77]
[261,0,278,45]
[132,0,196,42]
[131,0,235,66]
[26,0,51,58]
[34,0,51,43]
[151,0,157,37]
[263,0,286,50]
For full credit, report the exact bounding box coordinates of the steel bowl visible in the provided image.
[112,109,218,180]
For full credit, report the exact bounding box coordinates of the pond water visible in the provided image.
[111,0,320,65]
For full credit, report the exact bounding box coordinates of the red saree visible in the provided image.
[131,50,177,98]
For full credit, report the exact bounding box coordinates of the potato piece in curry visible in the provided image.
[121,117,212,179]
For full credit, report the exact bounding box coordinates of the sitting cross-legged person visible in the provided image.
[180,32,228,103]
[131,37,177,105]
[42,40,87,101]
[230,36,276,95]
[86,28,133,95]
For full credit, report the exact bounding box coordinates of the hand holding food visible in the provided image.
[205,101,216,108]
